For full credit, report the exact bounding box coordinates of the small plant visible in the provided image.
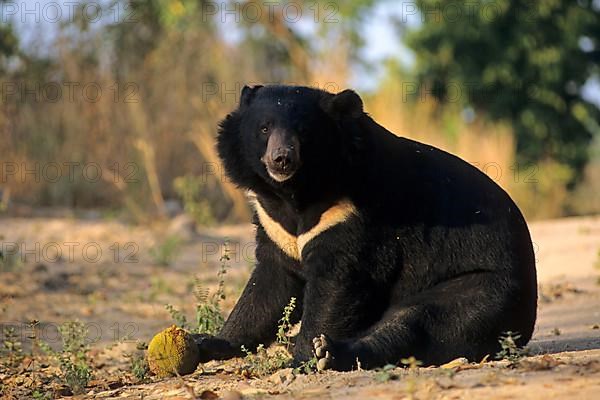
[295,356,318,374]
[165,241,230,334]
[400,356,423,370]
[148,276,173,301]
[194,243,230,335]
[276,297,296,349]
[129,341,150,381]
[165,304,188,329]
[400,356,423,397]
[31,390,52,400]
[149,235,181,266]
[39,321,92,395]
[240,344,292,377]
[0,242,23,272]
[239,297,304,377]
[375,364,399,382]
[1,326,24,366]
[496,331,526,362]
[131,356,149,381]
[173,175,215,226]
[193,287,225,335]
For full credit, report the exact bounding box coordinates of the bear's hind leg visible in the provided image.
[312,271,535,371]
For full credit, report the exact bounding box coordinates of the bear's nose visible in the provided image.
[271,148,292,170]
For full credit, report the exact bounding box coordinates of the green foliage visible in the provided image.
[194,286,225,336]
[239,296,315,377]
[240,344,292,377]
[0,241,23,272]
[276,297,296,349]
[404,0,600,186]
[119,341,149,382]
[193,300,225,336]
[39,321,92,395]
[173,175,215,226]
[165,303,188,329]
[148,276,174,301]
[60,358,92,394]
[400,356,423,395]
[0,15,18,71]
[496,331,526,362]
[166,241,230,334]
[400,356,423,370]
[129,341,150,381]
[131,354,149,381]
[149,235,182,266]
[193,242,230,335]
[295,356,318,375]
[31,390,52,400]
[375,364,400,382]
[1,326,23,366]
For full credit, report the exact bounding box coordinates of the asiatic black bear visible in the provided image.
[197,85,537,371]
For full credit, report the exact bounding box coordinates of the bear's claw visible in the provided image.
[313,334,333,371]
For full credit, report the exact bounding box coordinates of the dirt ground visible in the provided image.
[1,215,599,399]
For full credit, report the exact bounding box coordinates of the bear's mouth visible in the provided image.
[264,162,299,182]
[266,168,296,182]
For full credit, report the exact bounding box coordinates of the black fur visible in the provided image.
[200,85,537,371]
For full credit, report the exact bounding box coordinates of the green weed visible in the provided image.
[173,175,215,226]
[165,241,230,334]
[129,341,150,382]
[276,297,296,349]
[1,326,23,367]
[193,243,229,335]
[0,241,23,272]
[39,321,92,395]
[149,235,182,266]
[165,304,188,329]
[31,390,52,400]
[240,297,306,377]
[240,344,292,377]
[375,364,400,382]
[496,331,526,362]
[400,356,423,398]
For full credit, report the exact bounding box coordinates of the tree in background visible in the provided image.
[403,0,600,192]
[0,2,18,152]
[0,26,17,69]
[0,1,17,68]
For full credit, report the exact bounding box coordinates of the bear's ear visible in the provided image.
[322,89,363,118]
[240,85,264,108]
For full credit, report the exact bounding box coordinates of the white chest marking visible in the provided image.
[250,195,357,261]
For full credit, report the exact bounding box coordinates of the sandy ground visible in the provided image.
[0,215,599,399]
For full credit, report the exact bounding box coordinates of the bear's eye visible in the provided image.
[260,126,269,135]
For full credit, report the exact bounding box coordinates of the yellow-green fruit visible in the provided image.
[147,325,200,377]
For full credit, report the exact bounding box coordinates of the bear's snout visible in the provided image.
[272,147,294,170]
[262,131,300,182]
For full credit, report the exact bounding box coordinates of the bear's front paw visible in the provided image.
[313,334,334,371]
[192,334,240,362]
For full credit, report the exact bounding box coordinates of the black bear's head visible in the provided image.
[217,85,366,197]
